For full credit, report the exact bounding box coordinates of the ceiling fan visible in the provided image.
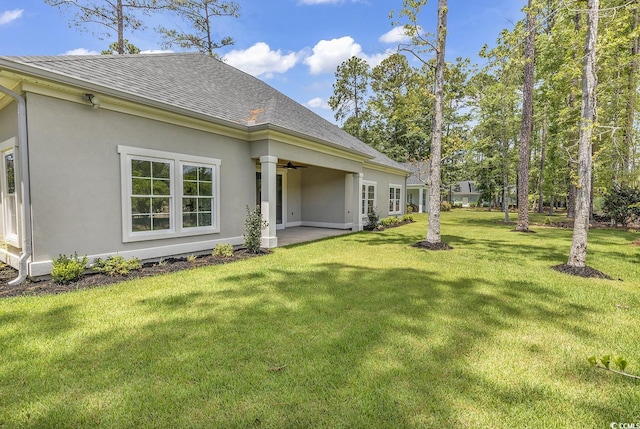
[278,161,308,169]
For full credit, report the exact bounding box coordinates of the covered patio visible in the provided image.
[276,226,354,246]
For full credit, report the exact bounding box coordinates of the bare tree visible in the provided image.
[567,0,599,268]
[515,0,536,232]
[424,0,448,246]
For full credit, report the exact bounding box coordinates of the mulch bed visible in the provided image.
[551,264,613,280]
[0,250,267,299]
[412,240,454,250]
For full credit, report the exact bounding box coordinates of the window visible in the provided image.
[131,158,172,232]
[361,181,376,216]
[119,146,220,242]
[1,145,18,246]
[389,185,402,215]
[182,164,213,229]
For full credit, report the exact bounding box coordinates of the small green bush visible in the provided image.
[92,255,141,277]
[51,252,88,284]
[441,201,452,212]
[187,254,198,263]
[364,208,380,231]
[380,217,393,227]
[213,243,234,258]
[402,213,414,222]
[244,206,268,253]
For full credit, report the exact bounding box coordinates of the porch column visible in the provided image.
[260,155,278,248]
[418,187,424,213]
[352,172,363,231]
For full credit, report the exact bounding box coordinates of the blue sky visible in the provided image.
[0,0,524,122]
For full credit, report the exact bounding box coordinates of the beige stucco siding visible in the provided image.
[301,167,347,226]
[0,100,17,142]
[363,167,407,218]
[25,93,254,266]
[286,168,302,225]
[251,139,363,173]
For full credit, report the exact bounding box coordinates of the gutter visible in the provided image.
[0,85,32,285]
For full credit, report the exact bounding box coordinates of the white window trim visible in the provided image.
[0,138,20,248]
[118,145,221,243]
[389,184,403,215]
[361,180,377,217]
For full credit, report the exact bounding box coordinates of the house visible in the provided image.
[0,53,409,282]
[449,181,482,207]
[404,161,429,213]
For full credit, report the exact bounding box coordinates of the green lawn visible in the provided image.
[1,211,639,428]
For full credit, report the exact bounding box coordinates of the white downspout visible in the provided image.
[0,85,32,285]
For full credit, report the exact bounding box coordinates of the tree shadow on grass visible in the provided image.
[0,261,633,427]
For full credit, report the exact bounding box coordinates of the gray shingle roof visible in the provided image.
[0,53,407,172]
[403,161,430,186]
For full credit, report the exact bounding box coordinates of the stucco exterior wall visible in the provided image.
[285,168,302,225]
[301,167,348,227]
[362,167,407,218]
[0,100,17,142]
[25,93,254,274]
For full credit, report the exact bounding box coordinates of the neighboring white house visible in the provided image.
[0,53,409,281]
[449,181,482,207]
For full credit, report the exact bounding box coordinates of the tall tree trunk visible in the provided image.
[117,0,124,54]
[538,108,547,213]
[567,10,580,219]
[502,159,510,222]
[568,0,599,268]
[427,0,448,244]
[624,6,639,179]
[516,0,536,231]
[567,184,576,217]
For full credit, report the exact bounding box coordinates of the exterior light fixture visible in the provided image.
[83,93,100,109]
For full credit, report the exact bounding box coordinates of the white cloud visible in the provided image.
[303,36,362,75]
[223,42,299,77]
[0,9,23,26]
[379,26,414,44]
[63,48,100,56]
[304,36,393,74]
[362,49,395,68]
[307,97,330,109]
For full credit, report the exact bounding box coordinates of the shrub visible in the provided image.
[402,213,414,222]
[92,255,141,277]
[380,217,394,227]
[213,243,234,258]
[244,205,268,253]
[364,208,380,231]
[440,201,452,212]
[187,254,197,263]
[51,252,88,284]
[602,185,640,226]
[406,204,414,214]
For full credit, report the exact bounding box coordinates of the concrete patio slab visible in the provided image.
[277,227,353,246]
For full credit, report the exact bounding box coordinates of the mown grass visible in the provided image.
[1,210,639,428]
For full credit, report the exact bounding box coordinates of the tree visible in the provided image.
[473,28,522,223]
[101,39,141,54]
[567,0,599,269]
[515,0,536,232]
[158,0,240,56]
[45,0,169,54]
[426,0,448,246]
[368,53,430,161]
[328,56,371,141]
